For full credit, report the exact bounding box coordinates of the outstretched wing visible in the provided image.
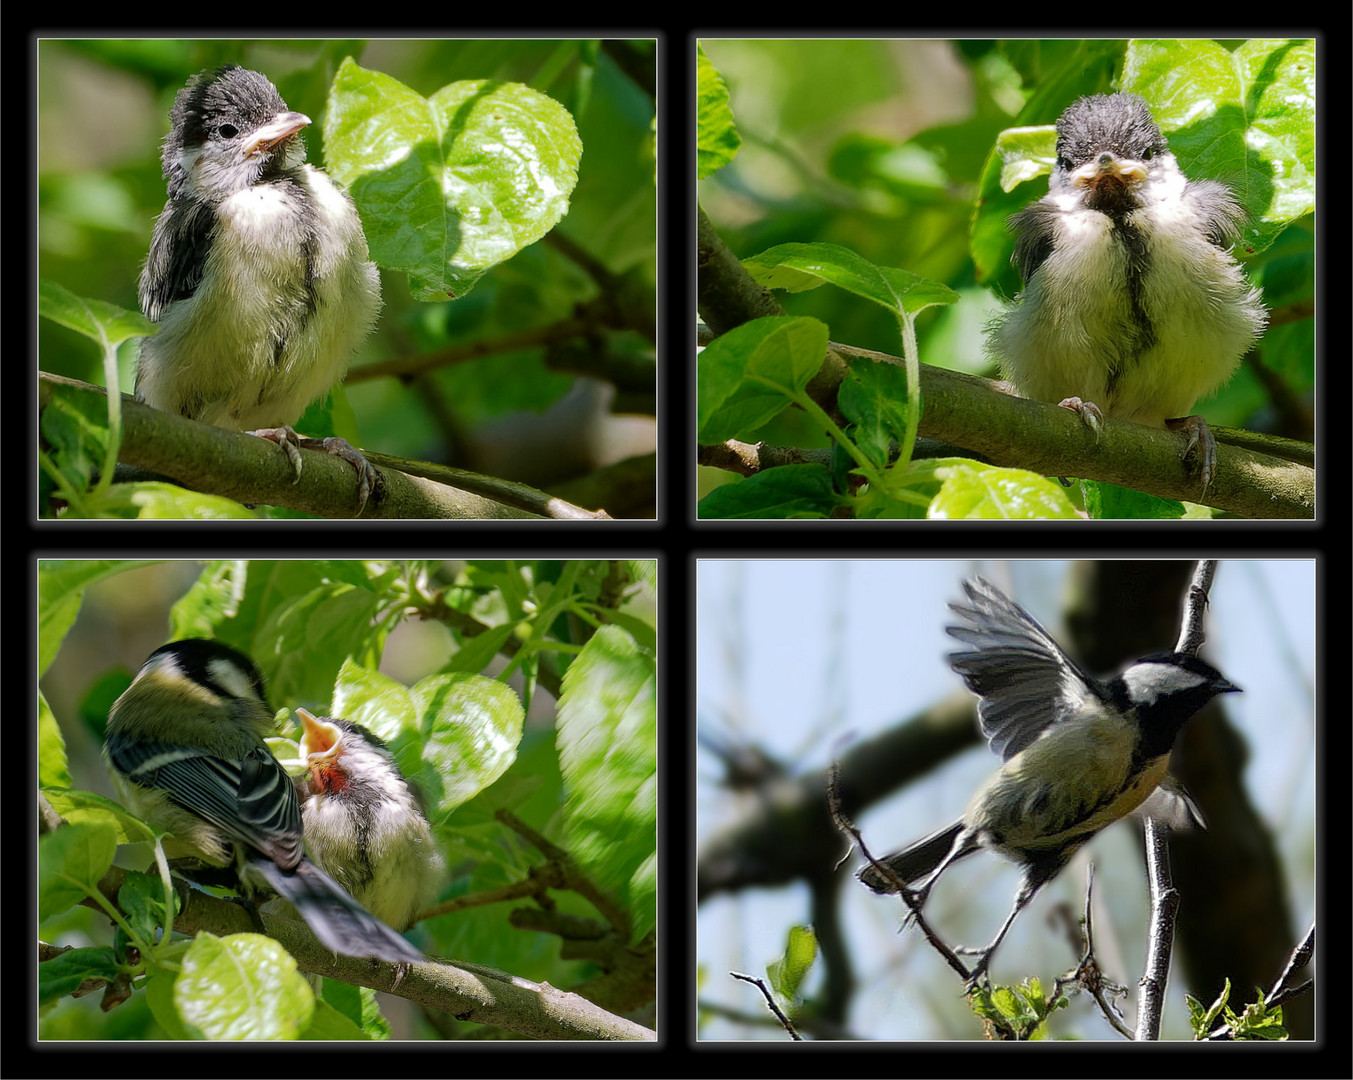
[946,577,1109,760]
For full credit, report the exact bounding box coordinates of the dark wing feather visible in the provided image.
[946,577,1108,760]
[109,734,302,867]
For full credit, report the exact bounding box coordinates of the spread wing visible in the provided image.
[945,577,1109,760]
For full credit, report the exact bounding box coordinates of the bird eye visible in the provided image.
[218,123,238,138]
[1142,147,1154,160]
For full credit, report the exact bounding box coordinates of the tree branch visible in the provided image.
[40,372,621,519]
[695,204,1312,518]
[86,864,653,1040]
[698,350,1313,518]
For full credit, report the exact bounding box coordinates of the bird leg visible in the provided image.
[960,874,1043,987]
[249,426,379,514]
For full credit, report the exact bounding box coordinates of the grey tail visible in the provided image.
[249,856,423,964]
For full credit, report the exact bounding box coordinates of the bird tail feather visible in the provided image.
[858,819,969,894]
[249,856,423,964]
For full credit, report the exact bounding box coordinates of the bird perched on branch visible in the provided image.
[103,638,422,964]
[295,709,444,933]
[986,93,1266,491]
[136,65,382,511]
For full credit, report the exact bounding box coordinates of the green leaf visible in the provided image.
[837,355,913,469]
[166,560,248,641]
[38,278,156,350]
[697,463,843,519]
[696,44,741,178]
[42,787,158,846]
[38,823,118,922]
[297,994,380,1041]
[767,925,818,1003]
[1121,38,1313,238]
[410,673,525,811]
[119,869,178,944]
[39,697,72,789]
[332,662,525,819]
[556,626,657,942]
[38,946,122,1005]
[308,981,388,1041]
[174,933,315,1040]
[325,58,582,301]
[696,316,829,443]
[99,482,263,520]
[39,384,116,497]
[851,484,930,519]
[202,561,388,706]
[1081,479,1186,519]
[743,242,958,318]
[989,124,1057,195]
[929,462,1081,519]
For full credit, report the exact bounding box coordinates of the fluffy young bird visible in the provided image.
[103,639,421,964]
[136,66,382,510]
[986,93,1266,491]
[296,709,444,933]
[859,577,1239,983]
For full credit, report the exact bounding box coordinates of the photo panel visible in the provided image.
[38,557,658,1040]
[695,557,1315,1040]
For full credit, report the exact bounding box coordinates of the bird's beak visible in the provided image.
[1069,152,1148,190]
[297,706,345,766]
[244,111,311,156]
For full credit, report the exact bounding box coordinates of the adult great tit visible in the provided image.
[859,577,1239,983]
[296,709,445,933]
[135,66,382,511]
[986,93,1266,491]
[103,639,421,965]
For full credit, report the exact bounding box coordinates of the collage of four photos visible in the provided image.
[35,34,1320,1050]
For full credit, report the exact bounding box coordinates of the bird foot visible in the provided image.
[1057,396,1105,441]
[899,884,930,927]
[249,426,378,515]
[1164,414,1218,495]
[954,947,994,989]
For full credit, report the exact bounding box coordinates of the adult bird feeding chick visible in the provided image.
[102,638,423,965]
[135,65,382,511]
[986,93,1266,492]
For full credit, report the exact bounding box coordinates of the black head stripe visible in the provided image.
[144,639,268,705]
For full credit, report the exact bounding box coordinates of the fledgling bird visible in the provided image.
[103,639,422,965]
[136,65,382,511]
[986,93,1266,491]
[859,577,1239,984]
[295,709,444,933]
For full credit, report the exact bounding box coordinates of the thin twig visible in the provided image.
[729,971,802,1040]
[827,761,972,982]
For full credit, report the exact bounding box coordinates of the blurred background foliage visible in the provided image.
[697,38,1313,466]
[38,38,657,517]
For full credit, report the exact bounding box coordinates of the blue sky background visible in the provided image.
[695,558,1316,1040]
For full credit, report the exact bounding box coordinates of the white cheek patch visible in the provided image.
[1121,662,1206,706]
[207,656,260,701]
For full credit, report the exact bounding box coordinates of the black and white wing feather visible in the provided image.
[105,733,304,868]
[945,577,1108,760]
